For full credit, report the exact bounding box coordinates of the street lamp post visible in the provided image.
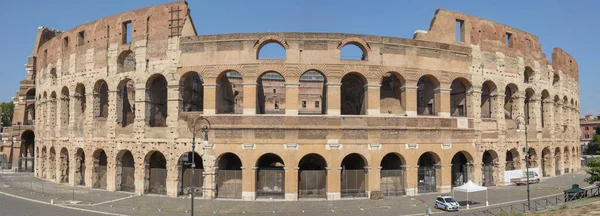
[515,115,531,211]
[188,116,210,216]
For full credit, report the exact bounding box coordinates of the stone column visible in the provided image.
[367,166,380,198]
[542,100,553,129]
[437,164,450,193]
[402,86,418,117]
[405,165,417,196]
[435,88,451,117]
[242,83,256,115]
[285,167,298,200]
[285,83,300,116]
[365,84,381,116]
[203,84,217,115]
[166,159,179,197]
[555,102,563,132]
[326,83,341,115]
[529,98,541,129]
[326,167,341,200]
[202,165,217,199]
[134,86,146,140]
[106,90,118,138]
[106,151,117,192]
[242,167,255,200]
[469,87,481,118]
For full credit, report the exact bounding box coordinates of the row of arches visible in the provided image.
[36,145,580,199]
[36,70,578,129]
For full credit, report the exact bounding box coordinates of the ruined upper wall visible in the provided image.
[552,48,579,82]
[414,9,578,82]
[33,1,190,72]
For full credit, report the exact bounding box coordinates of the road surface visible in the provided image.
[0,193,104,216]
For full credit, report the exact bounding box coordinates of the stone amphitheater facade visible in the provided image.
[26,1,581,200]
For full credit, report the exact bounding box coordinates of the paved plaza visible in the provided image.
[0,171,593,216]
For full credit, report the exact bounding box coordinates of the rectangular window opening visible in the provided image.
[274,101,280,109]
[315,101,320,108]
[505,32,512,48]
[78,31,85,46]
[273,89,277,94]
[455,19,465,42]
[63,37,69,51]
[301,101,306,108]
[122,21,132,44]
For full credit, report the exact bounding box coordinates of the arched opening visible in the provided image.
[145,74,168,127]
[299,71,327,115]
[256,72,285,114]
[417,152,440,193]
[562,97,569,132]
[504,84,518,119]
[75,84,86,117]
[145,151,167,194]
[341,72,367,115]
[117,79,135,128]
[298,153,327,199]
[178,152,203,196]
[216,153,242,198]
[92,149,108,189]
[48,147,56,180]
[59,147,69,183]
[340,43,366,60]
[552,74,560,86]
[257,42,286,59]
[50,68,57,82]
[541,90,550,128]
[482,150,498,186]
[255,153,285,199]
[42,92,47,124]
[527,148,538,169]
[59,87,69,129]
[505,148,521,171]
[571,147,576,173]
[524,88,535,125]
[24,104,35,125]
[380,72,405,114]
[524,67,534,83]
[417,75,440,116]
[19,130,35,172]
[75,148,85,186]
[340,153,367,197]
[380,153,406,196]
[564,147,570,174]
[49,92,57,127]
[541,147,551,177]
[41,147,47,179]
[216,71,243,114]
[116,150,135,192]
[450,78,471,117]
[117,50,136,73]
[26,88,36,100]
[179,72,204,112]
[554,147,561,176]
[554,95,560,130]
[451,152,472,186]
[480,81,496,118]
[93,80,109,118]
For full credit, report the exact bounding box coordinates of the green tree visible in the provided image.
[587,135,600,155]
[586,157,600,186]
[0,101,14,127]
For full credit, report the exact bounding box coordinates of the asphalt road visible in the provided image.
[0,193,103,216]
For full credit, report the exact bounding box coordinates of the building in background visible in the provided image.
[580,114,600,153]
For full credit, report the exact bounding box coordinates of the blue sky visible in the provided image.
[0,0,596,116]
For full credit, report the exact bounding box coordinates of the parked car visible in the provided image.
[435,195,460,211]
[510,171,540,186]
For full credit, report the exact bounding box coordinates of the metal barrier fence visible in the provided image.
[148,168,167,194]
[417,166,436,193]
[181,168,203,195]
[380,169,405,196]
[256,169,285,199]
[121,167,135,192]
[94,165,108,189]
[217,170,242,198]
[298,170,327,199]
[18,157,34,172]
[341,170,366,198]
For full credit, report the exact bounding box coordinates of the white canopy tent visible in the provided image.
[452,180,488,209]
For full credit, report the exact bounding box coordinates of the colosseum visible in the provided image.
[7,1,581,200]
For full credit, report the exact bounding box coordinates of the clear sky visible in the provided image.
[0,0,596,116]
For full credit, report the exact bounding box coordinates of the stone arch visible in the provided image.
[482,150,499,186]
[541,90,550,127]
[253,35,290,50]
[417,75,440,116]
[216,71,243,114]
[58,147,69,183]
[298,153,328,199]
[50,68,57,81]
[49,92,57,127]
[299,70,327,115]
[571,146,576,172]
[26,88,36,100]
[117,50,136,73]
[48,147,56,180]
[25,103,35,125]
[380,72,406,114]
[58,87,69,128]
[505,148,520,170]
[117,79,135,128]
[338,37,371,60]
[256,71,286,114]
[524,88,535,125]
[19,130,35,172]
[340,153,368,197]
[554,147,562,176]
[115,149,135,192]
[552,73,560,86]
[74,83,86,117]
[451,151,474,186]
[450,77,472,117]
[256,40,287,59]
[255,153,285,198]
[380,153,407,196]
[417,152,441,193]
[177,152,203,196]
[541,147,552,177]
[93,80,109,118]
[144,151,167,194]
[145,74,168,127]
[92,149,108,189]
[504,83,519,119]
[215,152,242,198]
[524,66,534,83]
[40,146,47,179]
[179,71,204,112]
[74,148,86,185]
[341,72,367,115]
[527,147,538,168]
[480,80,497,118]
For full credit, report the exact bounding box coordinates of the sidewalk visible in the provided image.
[0,172,592,216]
